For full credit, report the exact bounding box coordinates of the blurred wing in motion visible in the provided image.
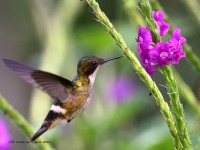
[3,59,74,103]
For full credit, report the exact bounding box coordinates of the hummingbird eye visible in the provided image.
[91,61,97,66]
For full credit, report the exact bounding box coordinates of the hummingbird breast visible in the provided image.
[56,75,93,122]
[61,90,92,122]
[52,74,95,122]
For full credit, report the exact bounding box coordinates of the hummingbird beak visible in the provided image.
[101,56,122,64]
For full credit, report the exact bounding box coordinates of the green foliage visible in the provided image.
[75,25,113,51]
[1,0,200,150]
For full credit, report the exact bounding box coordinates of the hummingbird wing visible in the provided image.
[3,59,73,103]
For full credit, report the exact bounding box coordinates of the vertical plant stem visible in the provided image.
[138,0,192,148]
[0,96,54,150]
[122,0,200,118]
[85,0,182,148]
[160,66,192,149]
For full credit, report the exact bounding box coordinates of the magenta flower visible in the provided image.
[136,10,186,75]
[0,119,11,150]
[138,44,151,65]
[136,25,152,46]
[169,28,186,64]
[152,10,170,37]
[150,42,171,66]
[146,65,156,75]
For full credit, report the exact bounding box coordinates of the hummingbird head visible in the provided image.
[77,55,122,78]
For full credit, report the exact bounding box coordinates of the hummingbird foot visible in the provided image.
[67,119,72,123]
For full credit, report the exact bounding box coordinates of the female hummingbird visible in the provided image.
[3,55,121,141]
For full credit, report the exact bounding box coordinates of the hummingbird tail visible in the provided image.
[31,110,60,141]
[31,125,48,141]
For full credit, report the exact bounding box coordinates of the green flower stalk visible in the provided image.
[137,0,192,148]
[160,66,192,149]
[0,96,54,150]
[122,0,200,119]
[85,0,182,149]
[124,0,200,122]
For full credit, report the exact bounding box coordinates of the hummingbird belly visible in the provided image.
[61,91,92,122]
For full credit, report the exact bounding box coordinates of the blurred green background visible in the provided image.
[0,0,200,150]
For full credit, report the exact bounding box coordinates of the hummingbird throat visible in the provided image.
[88,66,99,86]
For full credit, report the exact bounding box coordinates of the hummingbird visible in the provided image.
[3,55,122,141]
